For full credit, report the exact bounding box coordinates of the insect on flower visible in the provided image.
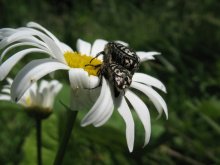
[89,42,140,97]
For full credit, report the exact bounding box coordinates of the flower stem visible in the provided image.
[36,118,42,165]
[53,110,78,165]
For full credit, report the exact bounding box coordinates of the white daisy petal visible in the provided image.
[11,58,69,102]
[0,48,48,81]
[0,94,11,101]
[69,68,99,89]
[93,80,114,127]
[81,78,111,126]
[28,83,37,96]
[6,28,65,63]
[93,104,114,127]
[49,80,63,95]
[136,51,161,62]
[0,41,48,62]
[116,96,135,152]
[91,39,108,57]
[125,90,151,146]
[76,39,91,55]
[59,42,73,53]
[38,80,49,93]
[27,22,71,54]
[1,88,10,94]
[131,82,168,119]
[41,87,52,108]
[27,22,60,44]
[0,28,17,39]
[133,73,167,93]
[6,77,13,85]
[29,88,37,104]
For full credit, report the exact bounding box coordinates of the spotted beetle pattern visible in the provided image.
[103,42,140,74]
[96,42,140,97]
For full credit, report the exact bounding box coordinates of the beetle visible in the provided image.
[88,42,140,97]
[94,42,140,73]
[100,62,132,97]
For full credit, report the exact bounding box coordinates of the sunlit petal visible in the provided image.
[69,68,100,89]
[81,78,111,126]
[131,82,168,119]
[116,96,135,152]
[0,48,48,81]
[91,39,108,58]
[136,51,161,62]
[11,58,69,102]
[133,73,167,93]
[76,39,92,55]
[126,90,151,146]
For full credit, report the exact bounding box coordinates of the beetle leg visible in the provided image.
[90,51,105,63]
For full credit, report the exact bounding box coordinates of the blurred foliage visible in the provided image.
[0,0,220,164]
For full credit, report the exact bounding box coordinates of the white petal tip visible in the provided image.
[80,120,90,127]
[161,86,167,93]
[155,52,161,55]
[80,123,87,127]
[156,113,162,120]
[128,146,133,153]
[142,143,147,148]
[143,137,150,147]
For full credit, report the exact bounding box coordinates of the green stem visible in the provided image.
[36,119,42,165]
[53,110,78,165]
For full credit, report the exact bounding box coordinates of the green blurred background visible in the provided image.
[0,0,220,164]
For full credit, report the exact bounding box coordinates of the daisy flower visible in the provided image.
[0,22,167,152]
[77,43,168,152]
[67,40,167,152]
[0,77,62,118]
[0,22,101,102]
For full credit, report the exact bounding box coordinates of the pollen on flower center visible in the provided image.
[25,96,32,106]
[64,51,102,76]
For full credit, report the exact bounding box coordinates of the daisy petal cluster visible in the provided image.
[0,78,62,109]
[0,22,168,152]
[0,22,101,102]
[72,39,168,152]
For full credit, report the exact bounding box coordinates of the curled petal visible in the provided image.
[125,90,151,146]
[81,78,113,126]
[5,28,65,63]
[27,22,60,44]
[131,82,168,119]
[93,80,114,127]
[0,48,48,81]
[133,73,167,93]
[116,96,135,152]
[27,22,72,53]
[1,41,48,62]
[11,58,69,102]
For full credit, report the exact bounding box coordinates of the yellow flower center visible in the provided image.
[25,96,32,106]
[64,51,102,76]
